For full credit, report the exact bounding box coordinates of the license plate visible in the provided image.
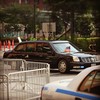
[73,66,80,68]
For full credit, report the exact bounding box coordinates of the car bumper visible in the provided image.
[71,61,100,69]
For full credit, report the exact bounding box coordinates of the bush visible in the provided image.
[76,38,89,51]
[95,39,100,52]
[76,37,100,52]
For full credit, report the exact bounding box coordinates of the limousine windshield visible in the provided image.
[52,42,80,54]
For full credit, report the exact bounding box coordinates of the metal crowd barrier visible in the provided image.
[0,59,50,100]
[0,59,25,75]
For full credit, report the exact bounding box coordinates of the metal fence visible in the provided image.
[0,59,50,100]
[0,59,25,75]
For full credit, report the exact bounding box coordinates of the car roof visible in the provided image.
[68,65,100,90]
[18,40,69,44]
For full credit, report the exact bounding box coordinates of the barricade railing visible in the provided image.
[0,59,50,100]
[0,75,9,100]
[0,59,25,75]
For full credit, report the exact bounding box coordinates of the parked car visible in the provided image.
[3,40,100,73]
[41,65,100,100]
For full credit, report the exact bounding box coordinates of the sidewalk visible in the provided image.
[0,51,4,58]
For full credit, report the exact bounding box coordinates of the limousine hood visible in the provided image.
[72,52,94,57]
[61,52,94,58]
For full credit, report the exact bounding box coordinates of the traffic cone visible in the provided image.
[3,41,5,51]
[12,40,14,49]
[8,40,11,50]
[5,40,7,48]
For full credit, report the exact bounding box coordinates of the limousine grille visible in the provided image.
[81,57,97,63]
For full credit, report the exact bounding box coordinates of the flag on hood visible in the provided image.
[64,46,70,52]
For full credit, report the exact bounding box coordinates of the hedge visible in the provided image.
[75,37,100,52]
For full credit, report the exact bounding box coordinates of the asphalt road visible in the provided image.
[50,69,81,82]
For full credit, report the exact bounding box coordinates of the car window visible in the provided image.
[42,43,51,53]
[78,70,100,95]
[15,44,26,52]
[36,43,51,53]
[26,43,36,52]
[90,71,100,95]
[36,43,43,52]
[52,42,79,53]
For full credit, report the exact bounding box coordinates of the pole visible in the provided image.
[71,10,74,41]
[33,0,36,38]
[48,12,50,40]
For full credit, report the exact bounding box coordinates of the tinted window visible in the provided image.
[36,43,51,53]
[15,44,26,52]
[79,70,100,95]
[26,43,36,52]
[36,43,43,52]
[42,43,51,53]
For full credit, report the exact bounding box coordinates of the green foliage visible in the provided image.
[46,0,100,37]
[4,24,21,32]
[76,37,100,52]
[76,38,90,51]
[0,8,6,22]
[0,0,100,39]
[75,14,94,36]
[29,37,37,41]
[4,3,34,24]
[0,3,37,35]
[57,36,100,52]
[59,36,100,52]
[95,38,100,52]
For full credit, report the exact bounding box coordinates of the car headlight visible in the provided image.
[73,56,80,62]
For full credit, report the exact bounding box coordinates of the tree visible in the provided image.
[0,7,7,33]
[90,0,100,36]
[4,3,35,34]
[45,0,100,38]
[0,3,40,37]
[75,14,94,37]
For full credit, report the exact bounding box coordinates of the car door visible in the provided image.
[34,42,55,64]
[75,70,100,100]
[23,42,37,61]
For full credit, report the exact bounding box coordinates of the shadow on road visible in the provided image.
[50,69,81,75]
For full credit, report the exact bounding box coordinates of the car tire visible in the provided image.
[58,59,70,73]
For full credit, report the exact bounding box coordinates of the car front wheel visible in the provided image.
[58,60,70,73]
